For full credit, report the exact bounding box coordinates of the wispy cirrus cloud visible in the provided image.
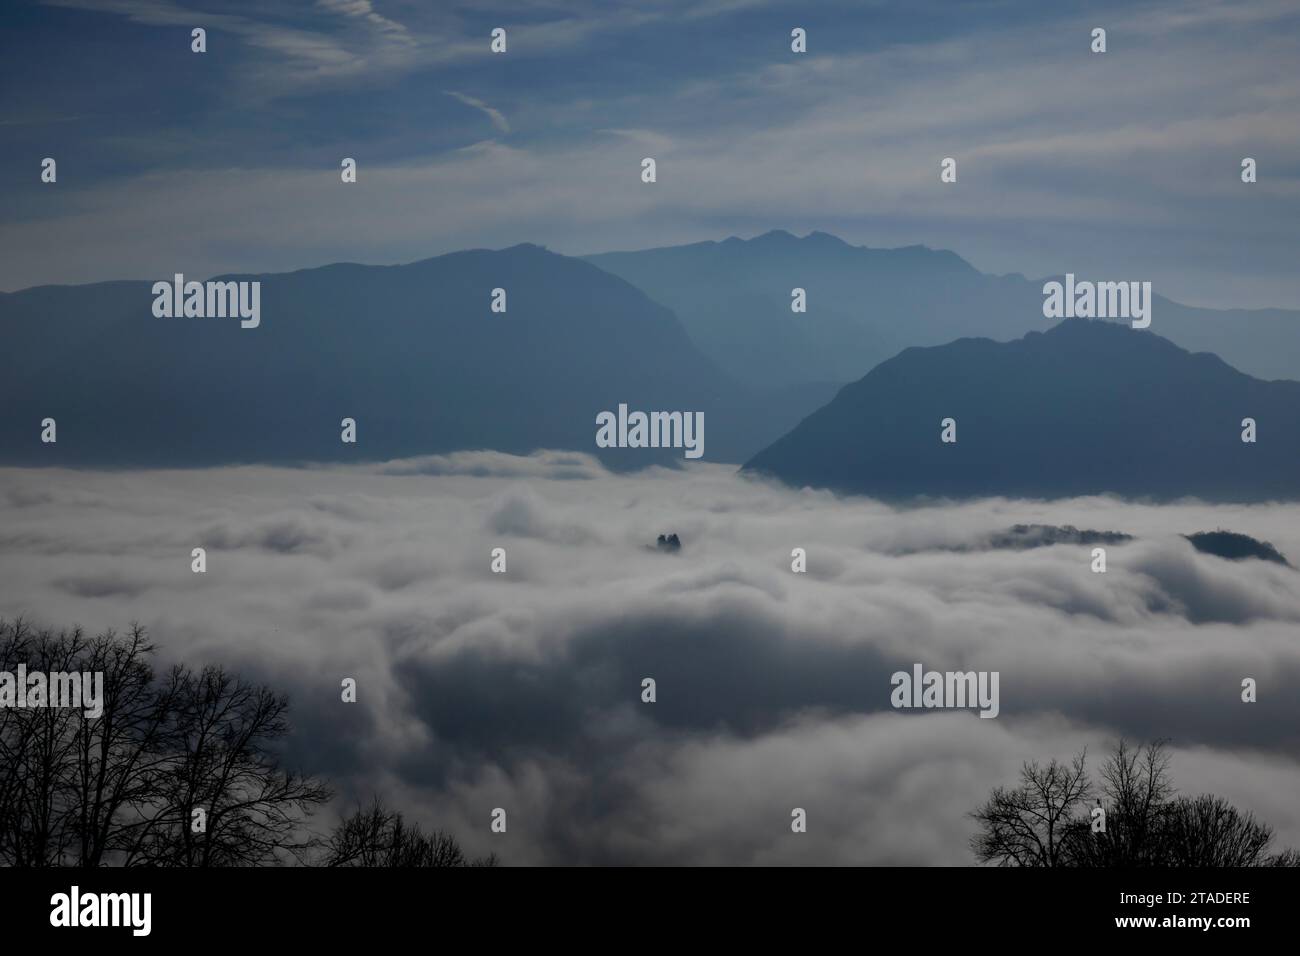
[42,0,420,92]
[445,91,510,134]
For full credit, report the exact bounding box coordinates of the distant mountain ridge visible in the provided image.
[743,319,1300,503]
[7,235,1299,487]
[586,230,1300,387]
[0,244,836,467]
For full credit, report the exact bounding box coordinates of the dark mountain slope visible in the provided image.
[1185,531,1290,565]
[0,245,834,467]
[743,319,1300,502]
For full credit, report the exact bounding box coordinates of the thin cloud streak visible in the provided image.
[445,91,511,134]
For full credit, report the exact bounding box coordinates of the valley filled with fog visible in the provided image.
[3,452,1297,864]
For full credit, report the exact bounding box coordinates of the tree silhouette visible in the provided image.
[972,739,1298,867]
[1067,739,1174,866]
[969,750,1091,866]
[1160,795,1274,867]
[1,620,177,866]
[2,618,490,868]
[323,797,498,867]
[122,664,331,866]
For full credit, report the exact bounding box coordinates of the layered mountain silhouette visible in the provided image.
[0,245,836,467]
[743,319,1300,502]
[7,237,1299,489]
[587,230,1300,387]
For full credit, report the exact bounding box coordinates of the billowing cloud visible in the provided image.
[2,452,1299,864]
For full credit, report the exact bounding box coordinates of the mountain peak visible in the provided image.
[498,241,551,255]
[748,229,849,247]
[804,230,848,246]
[744,321,1300,502]
[752,229,797,243]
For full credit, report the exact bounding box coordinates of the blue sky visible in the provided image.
[2,0,1299,308]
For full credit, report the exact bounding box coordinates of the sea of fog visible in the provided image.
[2,451,1299,864]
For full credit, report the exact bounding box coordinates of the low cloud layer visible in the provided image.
[2,453,1299,864]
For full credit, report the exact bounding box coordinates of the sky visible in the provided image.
[2,0,1299,308]
[3,452,1299,864]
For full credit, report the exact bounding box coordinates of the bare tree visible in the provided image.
[1067,739,1174,866]
[1,619,329,867]
[3,619,495,869]
[973,738,1299,868]
[324,797,497,867]
[1265,848,1300,867]
[1160,795,1273,867]
[970,750,1091,866]
[1,621,174,865]
[121,665,331,866]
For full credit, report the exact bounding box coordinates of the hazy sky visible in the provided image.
[3,452,1300,864]
[2,0,1299,308]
